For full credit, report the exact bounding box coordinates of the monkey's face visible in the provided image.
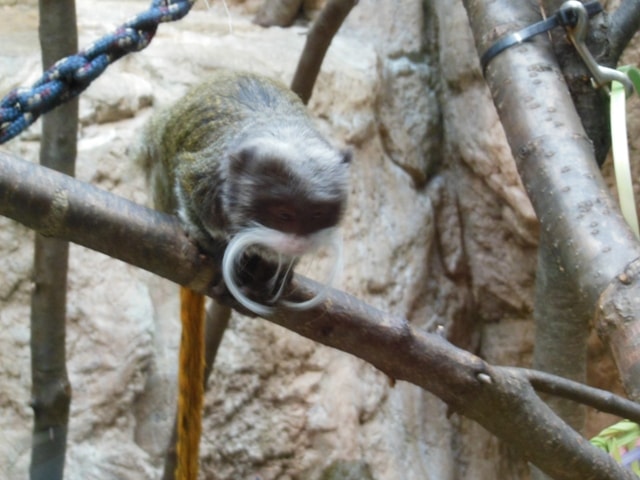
[225,137,350,257]
[221,136,350,315]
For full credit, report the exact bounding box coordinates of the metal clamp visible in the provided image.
[561,0,634,96]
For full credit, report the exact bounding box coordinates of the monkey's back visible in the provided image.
[162,71,309,153]
[140,70,313,214]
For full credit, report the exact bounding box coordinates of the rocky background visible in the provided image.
[0,0,637,479]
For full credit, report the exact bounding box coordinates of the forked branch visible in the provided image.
[0,150,638,479]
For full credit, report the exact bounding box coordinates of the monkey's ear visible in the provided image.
[340,149,353,165]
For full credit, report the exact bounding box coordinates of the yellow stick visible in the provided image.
[176,287,206,480]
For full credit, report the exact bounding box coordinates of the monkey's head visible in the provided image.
[219,126,351,316]
[225,134,350,240]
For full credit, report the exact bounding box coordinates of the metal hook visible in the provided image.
[561,1,634,97]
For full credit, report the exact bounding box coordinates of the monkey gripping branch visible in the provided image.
[0,150,639,479]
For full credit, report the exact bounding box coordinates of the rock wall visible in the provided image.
[0,1,633,479]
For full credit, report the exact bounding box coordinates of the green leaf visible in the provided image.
[618,65,640,96]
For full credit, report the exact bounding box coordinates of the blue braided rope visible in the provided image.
[0,0,195,144]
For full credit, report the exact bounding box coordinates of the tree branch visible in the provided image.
[540,0,640,166]
[609,0,640,61]
[464,0,640,398]
[510,367,640,420]
[542,0,623,166]
[30,2,78,478]
[290,0,358,104]
[0,151,218,290]
[595,257,640,401]
[1,150,640,479]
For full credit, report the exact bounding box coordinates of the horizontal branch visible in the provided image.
[0,151,218,292]
[0,150,636,479]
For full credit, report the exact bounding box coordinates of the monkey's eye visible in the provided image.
[268,204,296,223]
[279,211,294,222]
[311,208,326,219]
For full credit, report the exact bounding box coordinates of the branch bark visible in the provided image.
[2,151,640,479]
[542,0,613,166]
[595,257,640,401]
[463,0,640,330]
[290,0,358,104]
[461,0,640,470]
[537,0,640,171]
[29,2,78,479]
[540,0,640,166]
[609,0,640,61]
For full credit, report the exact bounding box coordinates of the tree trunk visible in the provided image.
[461,2,640,478]
[29,2,78,479]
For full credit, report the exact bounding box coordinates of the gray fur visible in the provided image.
[138,69,350,256]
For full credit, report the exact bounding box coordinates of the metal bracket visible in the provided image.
[561,0,634,97]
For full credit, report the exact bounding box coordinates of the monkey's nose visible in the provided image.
[275,234,312,256]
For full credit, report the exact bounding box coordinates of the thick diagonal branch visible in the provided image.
[463,0,640,410]
[1,150,640,479]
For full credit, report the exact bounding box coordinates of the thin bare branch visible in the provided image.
[595,257,640,401]
[290,0,358,104]
[509,367,640,420]
[29,2,78,479]
[609,0,640,60]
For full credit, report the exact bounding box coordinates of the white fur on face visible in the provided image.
[222,225,343,317]
[222,132,350,232]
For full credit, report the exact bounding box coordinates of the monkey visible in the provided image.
[137,70,350,480]
[141,69,351,314]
